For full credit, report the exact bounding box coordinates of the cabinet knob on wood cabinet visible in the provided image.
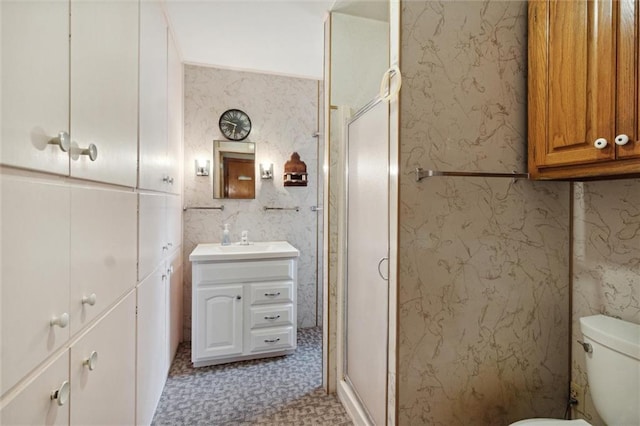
[79,143,98,161]
[48,131,70,152]
[236,295,242,300]
[615,134,630,146]
[50,312,69,328]
[82,293,97,306]
[50,380,70,406]
[594,138,608,149]
[83,350,99,371]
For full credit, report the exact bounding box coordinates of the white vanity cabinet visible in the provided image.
[190,242,300,367]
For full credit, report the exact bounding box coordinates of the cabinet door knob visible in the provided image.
[168,176,174,184]
[83,350,99,371]
[78,143,98,161]
[264,292,281,297]
[48,131,70,152]
[82,293,97,306]
[236,295,242,300]
[50,380,70,406]
[50,312,69,328]
[264,338,280,344]
[594,138,608,149]
[615,134,630,146]
[163,175,171,183]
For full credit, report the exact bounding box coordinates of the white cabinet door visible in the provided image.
[0,351,70,426]
[167,30,183,194]
[168,251,184,366]
[136,265,168,426]
[70,186,137,335]
[69,0,138,187]
[0,176,70,396]
[138,192,167,281]
[70,291,136,425]
[139,0,169,192]
[1,1,70,175]
[166,193,182,253]
[195,286,244,360]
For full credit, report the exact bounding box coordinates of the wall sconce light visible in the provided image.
[260,162,273,179]
[195,158,210,176]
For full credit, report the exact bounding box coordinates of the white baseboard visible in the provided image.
[337,379,373,426]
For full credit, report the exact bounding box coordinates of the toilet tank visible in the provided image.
[579,315,640,425]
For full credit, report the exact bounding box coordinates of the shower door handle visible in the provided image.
[377,257,389,281]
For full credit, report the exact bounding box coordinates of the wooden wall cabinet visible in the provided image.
[529,0,640,179]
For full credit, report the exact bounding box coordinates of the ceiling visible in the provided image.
[163,0,388,80]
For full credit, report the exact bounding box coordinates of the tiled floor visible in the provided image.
[152,327,352,425]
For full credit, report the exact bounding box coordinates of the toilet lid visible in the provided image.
[510,419,591,426]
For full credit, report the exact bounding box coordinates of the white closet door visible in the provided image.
[346,99,389,425]
[70,0,138,187]
[69,186,137,335]
[0,176,70,396]
[1,0,70,175]
[139,0,169,192]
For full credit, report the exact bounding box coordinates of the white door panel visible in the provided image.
[0,177,70,395]
[70,292,136,425]
[70,186,137,335]
[0,351,70,426]
[139,192,167,281]
[1,0,70,175]
[136,266,168,426]
[139,0,169,192]
[70,0,138,187]
[346,99,389,425]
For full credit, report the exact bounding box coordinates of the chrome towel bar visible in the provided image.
[183,205,225,211]
[263,206,300,212]
[415,168,529,182]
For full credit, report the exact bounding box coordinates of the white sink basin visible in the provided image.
[189,241,299,261]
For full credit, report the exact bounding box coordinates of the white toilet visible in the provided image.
[511,314,640,426]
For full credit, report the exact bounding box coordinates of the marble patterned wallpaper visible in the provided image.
[182,65,320,338]
[571,179,640,425]
[398,2,571,424]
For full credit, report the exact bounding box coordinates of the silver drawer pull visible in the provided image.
[264,315,281,320]
[577,339,593,353]
[264,338,280,343]
[264,292,281,297]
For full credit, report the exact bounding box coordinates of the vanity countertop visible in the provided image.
[189,241,300,262]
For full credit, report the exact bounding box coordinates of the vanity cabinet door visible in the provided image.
[70,291,136,426]
[195,285,244,360]
[1,0,70,175]
[70,0,138,187]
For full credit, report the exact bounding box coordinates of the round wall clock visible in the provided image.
[219,109,251,141]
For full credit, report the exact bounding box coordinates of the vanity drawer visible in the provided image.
[248,327,295,353]
[196,259,294,285]
[249,282,293,305]
[249,305,294,329]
